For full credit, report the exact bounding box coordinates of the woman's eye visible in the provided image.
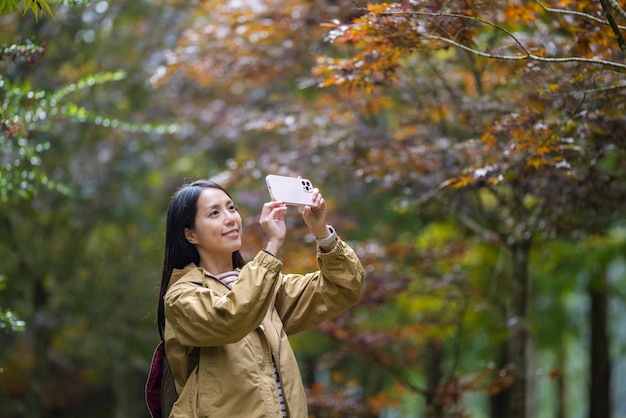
[230,205,238,211]
[210,210,219,217]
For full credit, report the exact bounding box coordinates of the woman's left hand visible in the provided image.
[302,189,331,240]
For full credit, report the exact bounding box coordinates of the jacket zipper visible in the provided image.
[270,308,290,417]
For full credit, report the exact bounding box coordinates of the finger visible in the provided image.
[262,201,284,215]
[313,197,325,210]
[261,202,286,223]
[272,205,288,221]
[311,189,322,208]
[266,200,285,209]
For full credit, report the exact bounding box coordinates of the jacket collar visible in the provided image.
[168,263,204,290]
[168,263,241,291]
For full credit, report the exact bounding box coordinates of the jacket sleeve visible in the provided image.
[274,239,365,335]
[164,251,282,347]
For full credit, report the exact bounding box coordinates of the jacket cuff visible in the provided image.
[317,238,347,259]
[254,249,283,272]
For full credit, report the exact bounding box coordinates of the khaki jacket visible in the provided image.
[163,239,364,418]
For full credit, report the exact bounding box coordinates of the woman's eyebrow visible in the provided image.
[201,199,234,212]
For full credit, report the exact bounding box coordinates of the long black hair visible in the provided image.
[157,180,246,340]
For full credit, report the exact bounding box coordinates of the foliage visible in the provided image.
[146,0,626,416]
[1,70,145,201]
[0,0,88,19]
[3,0,626,417]
[0,27,52,338]
[313,0,626,203]
[0,0,54,20]
[0,274,25,333]
[308,1,626,416]
[0,4,178,416]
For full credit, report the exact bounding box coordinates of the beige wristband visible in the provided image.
[315,225,337,247]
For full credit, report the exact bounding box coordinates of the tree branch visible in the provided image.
[579,83,626,95]
[421,34,626,73]
[607,0,626,23]
[456,210,501,243]
[599,0,626,53]
[370,8,626,72]
[536,0,626,30]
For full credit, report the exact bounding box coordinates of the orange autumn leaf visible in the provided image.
[504,5,538,24]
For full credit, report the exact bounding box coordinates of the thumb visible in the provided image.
[301,205,310,220]
[301,205,315,225]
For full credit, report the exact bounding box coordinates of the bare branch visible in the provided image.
[607,0,626,23]
[397,10,533,54]
[350,0,362,9]
[536,0,626,30]
[456,210,501,243]
[599,0,626,53]
[580,83,626,95]
[421,34,626,72]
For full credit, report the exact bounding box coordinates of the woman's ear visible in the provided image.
[184,228,198,244]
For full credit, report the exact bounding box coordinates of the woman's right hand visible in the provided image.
[260,201,288,256]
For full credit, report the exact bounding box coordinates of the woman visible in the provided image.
[157,179,364,418]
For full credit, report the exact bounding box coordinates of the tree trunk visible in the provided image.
[507,240,530,418]
[424,339,444,418]
[489,343,509,418]
[555,344,565,418]
[28,276,52,418]
[588,270,611,418]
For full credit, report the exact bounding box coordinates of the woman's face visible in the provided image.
[185,187,243,256]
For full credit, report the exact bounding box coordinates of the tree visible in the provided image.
[1,13,51,336]
[1,3,180,416]
[311,1,626,417]
[4,0,626,415]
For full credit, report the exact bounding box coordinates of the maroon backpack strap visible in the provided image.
[145,341,166,418]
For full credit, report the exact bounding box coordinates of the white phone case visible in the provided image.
[266,175,315,206]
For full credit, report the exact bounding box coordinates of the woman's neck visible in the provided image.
[198,254,233,275]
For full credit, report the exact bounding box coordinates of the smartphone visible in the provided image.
[265,175,315,206]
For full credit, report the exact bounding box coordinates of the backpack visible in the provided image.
[145,341,200,418]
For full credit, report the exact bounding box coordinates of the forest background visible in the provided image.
[2,0,626,417]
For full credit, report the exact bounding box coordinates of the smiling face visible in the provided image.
[184,187,243,263]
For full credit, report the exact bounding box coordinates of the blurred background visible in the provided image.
[2,0,626,417]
